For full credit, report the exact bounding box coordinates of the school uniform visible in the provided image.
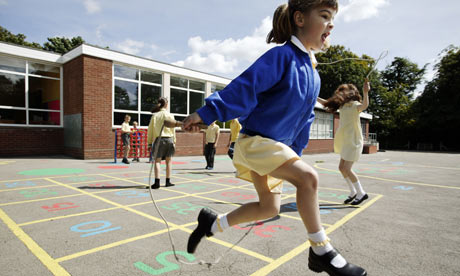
[204,124,220,168]
[196,35,320,193]
[147,108,176,159]
[121,122,131,146]
[334,101,364,162]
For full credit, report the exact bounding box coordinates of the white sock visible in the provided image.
[308,229,347,268]
[352,180,366,198]
[344,177,356,197]
[210,213,229,234]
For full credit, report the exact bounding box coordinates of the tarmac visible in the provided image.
[0,150,459,276]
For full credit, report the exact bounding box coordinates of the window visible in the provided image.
[170,76,205,121]
[113,64,162,127]
[0,55,61,126]
[310,111,333,139]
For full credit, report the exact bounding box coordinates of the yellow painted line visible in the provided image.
[314,164,460,190]
[0,194,83,207]
[250,194,383,276]
[0,188,129,207]
[44,177,271,263]
[207,236,274,263]
[0,184,59,193]
[18,194,191,226]
[55,222,194,263]
[0,208,70,276]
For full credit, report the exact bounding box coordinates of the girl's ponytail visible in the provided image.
[266,4,292,44]
[151,97,168,113]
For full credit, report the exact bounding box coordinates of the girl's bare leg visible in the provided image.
[269,159,321,233]
[165,156,172,178]
[226,171,281,226]
[154,158,161,179]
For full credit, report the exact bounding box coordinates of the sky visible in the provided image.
[1,0,460,94]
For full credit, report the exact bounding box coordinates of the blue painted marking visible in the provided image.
[393,185,413,191]
[70,220,121,237]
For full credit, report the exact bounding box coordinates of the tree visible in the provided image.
[316,45,372,99]
[413,45,460,150]
[43,36,85,54]
[381,57,426,98]
[0,26,42,49]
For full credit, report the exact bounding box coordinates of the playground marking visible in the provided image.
[314,164,460,190]
[0,208,70,276]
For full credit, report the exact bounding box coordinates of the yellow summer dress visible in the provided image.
[334,101,363,162]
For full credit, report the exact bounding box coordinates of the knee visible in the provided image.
[338,163,347,174]
[295,170,319,192]
[261,204,280,219]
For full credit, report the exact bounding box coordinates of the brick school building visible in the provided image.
[0,42,374,159]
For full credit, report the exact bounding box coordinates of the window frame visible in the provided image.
[310,110,334,139]
[169,75,205,121]
[112,63,163,128]
[0,55,63,128]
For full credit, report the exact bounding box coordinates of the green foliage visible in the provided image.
[381,57,426,97]
[43,36,85,54]
[0,26,42,49]
[412,45,460,150]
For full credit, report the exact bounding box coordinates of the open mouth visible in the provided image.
[321,32,330,42]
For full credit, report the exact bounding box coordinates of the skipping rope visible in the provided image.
[147,122,254,268]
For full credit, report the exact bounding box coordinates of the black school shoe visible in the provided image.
[187,208,217,254]
[308,247,367,276]
[351,194,369,205]
[343,195,356,204]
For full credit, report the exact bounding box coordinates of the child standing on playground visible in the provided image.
[120,115,131,164]
[317,80,370,205]
[182,1,366,275]
[147,97,176,189]
[204,121,220,170]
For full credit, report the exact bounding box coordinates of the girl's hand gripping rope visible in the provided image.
[363,78,370,94]
[182,112,205,132]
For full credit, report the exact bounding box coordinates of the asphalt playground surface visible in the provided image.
[1,150,459,276]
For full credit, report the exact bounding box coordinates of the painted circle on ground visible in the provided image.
[98,165,129,169]
[18,168,86,176]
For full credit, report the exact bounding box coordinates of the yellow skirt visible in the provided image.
[233,135,300,193]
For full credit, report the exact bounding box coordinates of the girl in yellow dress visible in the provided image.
[318,79,370,205]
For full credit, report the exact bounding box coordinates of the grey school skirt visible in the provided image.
[153,137,175,159]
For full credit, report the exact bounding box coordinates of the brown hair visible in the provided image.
[151,97,168,113]
[323,84,362,113]
[267,0,338,44]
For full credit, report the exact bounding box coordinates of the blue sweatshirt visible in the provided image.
[197,39,321,156]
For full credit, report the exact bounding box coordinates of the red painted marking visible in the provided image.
[159,161,187,165]
[98,165,129,169]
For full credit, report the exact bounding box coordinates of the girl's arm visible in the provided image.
[317,97,327,106]
[183,47,289,130]
[357,79,370,112]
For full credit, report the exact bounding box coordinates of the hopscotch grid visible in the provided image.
[1,170,381,276]
[40,177,275,264]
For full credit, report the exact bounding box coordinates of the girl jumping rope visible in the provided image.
[317,80,370,205]
[182,1,366,275]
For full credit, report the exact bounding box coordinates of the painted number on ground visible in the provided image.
[41,202,79,211]
[233,221,291,237]
[134,251,195,275]
[221,191,256,200]
[160,202,204,215]
[70,220,121,237]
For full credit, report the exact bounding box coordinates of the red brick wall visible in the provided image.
[81,55,113,159]
[63,56,84,158]
[303,139,334,154]
[174,131,231,156]
[0,127,63,156]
